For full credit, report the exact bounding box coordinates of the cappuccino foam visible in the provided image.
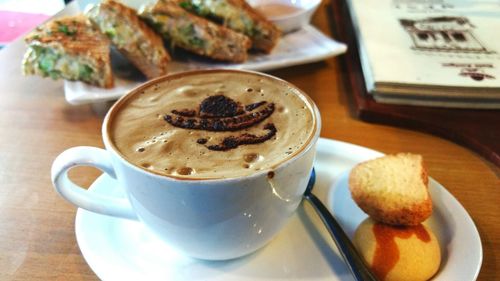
[108,71,316,179]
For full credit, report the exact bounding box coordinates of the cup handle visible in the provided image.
[51,146,138,220]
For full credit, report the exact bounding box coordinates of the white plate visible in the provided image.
[65,25,347,105]
[75,138,482,280]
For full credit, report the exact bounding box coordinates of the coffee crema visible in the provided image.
[108,71,316,179]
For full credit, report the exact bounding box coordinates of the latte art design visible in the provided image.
[164,95,277,151]
[109,71,315,179]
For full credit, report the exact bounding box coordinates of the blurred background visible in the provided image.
[0,0,157,48]
[0,0,68,47]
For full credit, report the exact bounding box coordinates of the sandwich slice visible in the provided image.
[86,0,170,79]
[175,0,281,53]
[22,15,114,88]
[139,0,251,63]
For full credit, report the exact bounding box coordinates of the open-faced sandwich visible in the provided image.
[86,0,171,79]
[22,15,114,88]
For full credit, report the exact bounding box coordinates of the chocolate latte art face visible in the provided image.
[108,71,316,179]
[164,95,278,151]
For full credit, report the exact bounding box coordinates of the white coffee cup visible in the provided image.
[51,70,321,260]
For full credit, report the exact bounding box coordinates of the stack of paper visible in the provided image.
[347,0,500,109]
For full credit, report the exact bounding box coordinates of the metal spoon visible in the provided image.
[303,168,379,281]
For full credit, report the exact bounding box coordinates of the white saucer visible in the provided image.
[75,138,482,281]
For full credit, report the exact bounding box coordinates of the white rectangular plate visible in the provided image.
[64,25,347,105]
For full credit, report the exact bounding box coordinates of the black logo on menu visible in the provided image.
[400,16,494,54]
[442,63,496,81]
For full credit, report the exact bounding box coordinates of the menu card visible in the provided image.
[347,0,500,108]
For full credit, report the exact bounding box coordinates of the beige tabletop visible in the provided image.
[0,1,498,280]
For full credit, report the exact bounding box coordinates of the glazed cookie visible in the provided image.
[354,218,441,281]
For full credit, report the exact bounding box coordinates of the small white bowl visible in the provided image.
[249,0,322,33]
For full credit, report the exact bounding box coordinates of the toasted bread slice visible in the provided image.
[22,15,113,88]
[349,153,432,226]
[175,0,281,53]
[139,0,251,62]
[86,0,170,79]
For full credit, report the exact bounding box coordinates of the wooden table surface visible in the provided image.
[0,2,498,280]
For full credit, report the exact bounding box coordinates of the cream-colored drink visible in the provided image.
[108,70,316,179]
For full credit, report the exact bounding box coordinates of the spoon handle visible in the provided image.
[304,192,379,281]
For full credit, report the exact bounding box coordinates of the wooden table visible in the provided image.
[0,2,498,280]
